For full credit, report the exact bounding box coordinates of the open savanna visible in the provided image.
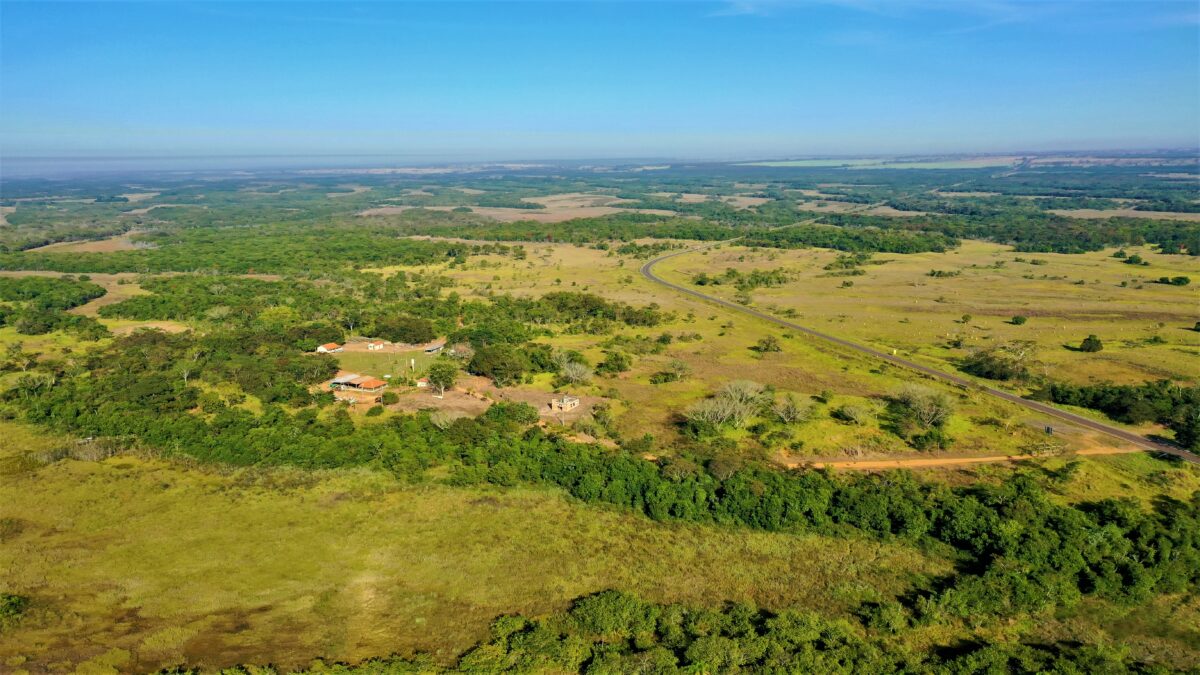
[25,234,143,253]
[359,191,679,223]
[655,240,1200,388]
[391,242,1095,461]
[1048,208,1200,222]
[0,421,946,673]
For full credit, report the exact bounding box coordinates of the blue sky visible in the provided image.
[1,1,1197,161]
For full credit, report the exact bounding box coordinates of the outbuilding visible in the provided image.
[550,395,580,412]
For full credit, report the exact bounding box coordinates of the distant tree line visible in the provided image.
[1033,380,1200,450]
[186,588,1189,673]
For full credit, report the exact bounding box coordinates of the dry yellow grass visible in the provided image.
[25,234,143,253]
[1048,208,1200,222]
[654,240,1200,386]
[360,192,678,222]
[394,242,1097,460]
[0,422,946,672]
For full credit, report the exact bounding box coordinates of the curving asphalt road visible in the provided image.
[640,244,1198,465]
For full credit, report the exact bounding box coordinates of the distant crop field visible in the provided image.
[1049,208,1200,222]
[739,158,885,167]
[739,157,1019,169]
[25,233,141,253]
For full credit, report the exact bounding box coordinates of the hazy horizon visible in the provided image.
[2,146,1196,180]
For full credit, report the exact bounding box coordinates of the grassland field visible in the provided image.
[1,420,947,672]
[380,240,1178,461]
[4,417,1199,672]
[651,240,1199,388]
[1,162,1198,671]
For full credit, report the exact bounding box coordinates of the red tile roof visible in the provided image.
[351,377,387,389]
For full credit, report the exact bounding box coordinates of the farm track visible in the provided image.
[640,243,1199,466]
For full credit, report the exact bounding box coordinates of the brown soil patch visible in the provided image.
[522,192,621,209]
[359,203,678,223]
[120,192,160,203]
[0,206,13,226]
[651,192,710,203]
[723,195,770,209]
[390,385,493,417]
[1049,209,1200,222]
[378,374,606,424]
[28,233,143,253]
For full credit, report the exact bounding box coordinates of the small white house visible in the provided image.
[551,395,580,412]
[416,377,430,388]
[316,342,343,354]
[367,341,386,351]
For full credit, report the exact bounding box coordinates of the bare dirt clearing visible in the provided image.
[27,233,145,253]
[723,195,770,208]
[359,192,678,222]
[382,374,606,424]
[523,192,627,209]
[1049,208,1200,222]
[651,192,711,203]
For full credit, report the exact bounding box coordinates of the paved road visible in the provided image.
[640,244,1199,466]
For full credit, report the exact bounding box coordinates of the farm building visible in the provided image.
[366,341,386,351]
[330,372,389,403]
[424,342,445,354]
[316,342,343,354]
[331,373,389,392]
[416,377,430,388]
[550,395,580,412]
